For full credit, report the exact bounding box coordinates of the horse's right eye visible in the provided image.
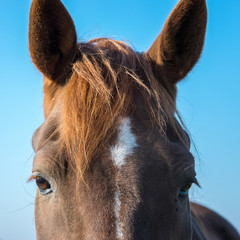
[179,183,192,196]
[36,176,52,195]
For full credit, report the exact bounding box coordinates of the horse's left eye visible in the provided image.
[179,183,192,197]
[36,176,52,195]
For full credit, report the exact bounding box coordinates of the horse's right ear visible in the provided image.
[29,0,77,83]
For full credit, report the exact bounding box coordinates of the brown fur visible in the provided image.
[29,0,239,239]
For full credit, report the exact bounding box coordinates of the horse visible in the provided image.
[28,0,239,239]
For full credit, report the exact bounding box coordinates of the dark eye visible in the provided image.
[36,176,52,195]
[179,183,192,198]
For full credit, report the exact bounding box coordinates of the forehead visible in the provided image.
[132,119,194,169]
[32,101,194,178]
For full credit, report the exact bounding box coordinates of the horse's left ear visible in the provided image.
[148,0,207,85]
[29,0,77,83]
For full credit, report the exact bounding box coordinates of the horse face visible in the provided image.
[31,108,195,239]
[29,0,207,239]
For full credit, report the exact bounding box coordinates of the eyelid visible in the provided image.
[181,176,200,189]
[27,172,47,183]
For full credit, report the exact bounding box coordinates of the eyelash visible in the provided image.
[28,174,53,195]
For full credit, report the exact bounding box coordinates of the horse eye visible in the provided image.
[179,183,192,197]
[36,176,52,195]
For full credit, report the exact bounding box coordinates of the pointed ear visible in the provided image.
[148,0,207,84]
[29,0,77,82]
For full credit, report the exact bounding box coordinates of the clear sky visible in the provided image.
[0,0,239,239]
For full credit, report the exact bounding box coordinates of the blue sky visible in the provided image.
[0,0,239,239]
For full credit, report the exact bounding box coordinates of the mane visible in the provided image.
[60,38,177,180]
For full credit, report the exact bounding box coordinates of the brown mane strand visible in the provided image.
[60,38,176,181]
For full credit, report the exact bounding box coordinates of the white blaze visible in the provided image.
[110,118,138,239]
[114,188,123,239]
[111,118,138,169]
